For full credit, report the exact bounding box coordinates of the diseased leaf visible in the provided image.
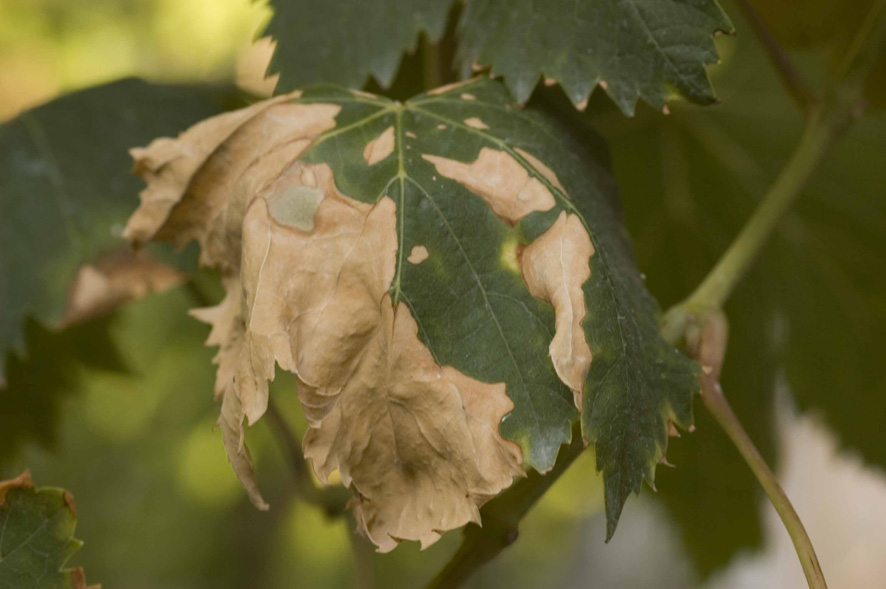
[0,471,95,588]
[0,78,244,378]
[124,77,697,549]
[456,0,734,115]
[264,0,454,92]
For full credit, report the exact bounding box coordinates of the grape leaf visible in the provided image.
[0,78,244,379]
[456,0,734,115]
[122,77,697,548]
[0,471,94,588]
[264,0,454,92]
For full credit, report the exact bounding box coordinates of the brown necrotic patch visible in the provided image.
[520,212,594,409]
[422,148,556,224]
[463,117,490,130]
[407,244,429,264]
[363,125,395,165]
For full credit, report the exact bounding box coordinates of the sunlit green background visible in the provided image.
[2,0,885,587]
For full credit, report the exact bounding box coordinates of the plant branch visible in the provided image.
[685,312,826,589]
[265,399,350,517]
[733,0,817,111]
[427,424,585,589]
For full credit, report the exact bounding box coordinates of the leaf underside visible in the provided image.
[124,77,697,548]
[0,472,90,588]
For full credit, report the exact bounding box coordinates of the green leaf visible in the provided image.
[0,471,92,588]
[0,78,243,378]
[264,0,454,91]
[456,0,733,115]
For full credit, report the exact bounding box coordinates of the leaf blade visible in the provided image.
[456,0,733,115]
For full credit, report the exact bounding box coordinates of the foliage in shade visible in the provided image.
[265,0,452,91]
[0,78,242,379]
[263,0,733,115]
[455,0,733,115]
[0,471,93,588]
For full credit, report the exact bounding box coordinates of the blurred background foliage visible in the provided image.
[1,0,885,587]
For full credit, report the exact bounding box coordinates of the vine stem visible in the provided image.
[683,111,833,309]
[687,313,826,589]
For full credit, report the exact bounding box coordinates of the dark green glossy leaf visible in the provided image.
[456,0,733,115]
[0,472,91,588]
[0,78,243,378]
[265,0,454,91]
[295,78,698,536]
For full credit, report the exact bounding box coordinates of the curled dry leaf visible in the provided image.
[125,79,698,547]
[62,250,184,327]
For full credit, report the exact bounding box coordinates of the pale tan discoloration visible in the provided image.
[463,117,490,130]
[461,93,476,101]
[407,244,429,264]
[521,212,594,409]
[351,89,380,99]
[422,148,556,224]
[544,77,557,87]
[436,124,447,130]
[576,96,590,111]
[406,131,417,139]
[62,251,184,327]
[514,148,567,195]
[363,125,396,165]
[125,95,523,551]
[427,79,478,96]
